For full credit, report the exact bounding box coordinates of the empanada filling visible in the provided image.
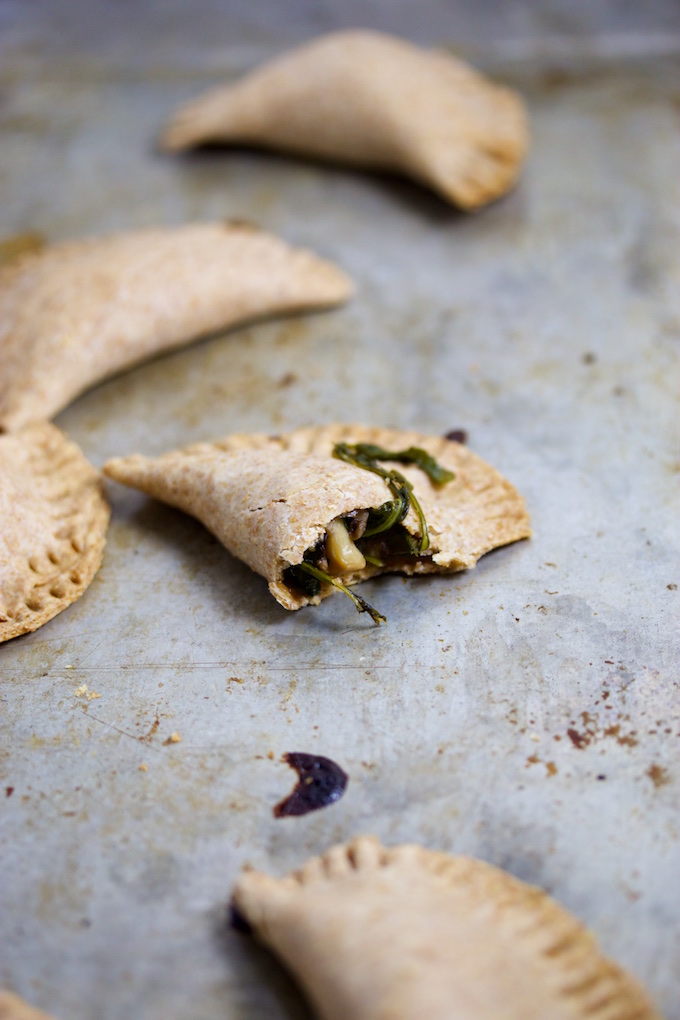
[284,442,455,623]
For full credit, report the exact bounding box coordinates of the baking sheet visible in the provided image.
[1,3,679,1018]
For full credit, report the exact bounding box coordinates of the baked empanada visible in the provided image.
[0,222,352,431]
[161,30,529,209]
[0,424,109,643]
[103,425,530,623]
[0,990,57,1020]
[232,835,660,1020]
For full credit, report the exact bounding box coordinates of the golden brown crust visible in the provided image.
[233,836,661,1020]
[103,424,530,612]
[161,30,529,208]
[0,221,352,431]
[0,232,46,268]
[0,991,56,1020]
[0,424,109,643]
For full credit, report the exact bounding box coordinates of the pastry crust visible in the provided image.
[0,991,56,1020]
[233,835,661,1020]
[103,424,530,612]
[161,30,529,209]
[0,424,109,643]
[0,221,352,431]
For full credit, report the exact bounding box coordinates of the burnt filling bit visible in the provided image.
[443,428,468,444]
[273,752,349,818]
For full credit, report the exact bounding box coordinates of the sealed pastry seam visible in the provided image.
[161,30,529,209]
[231,835,662,1020]
[0,221,352,431]
[103,424,531,621]
[0,423,109,643]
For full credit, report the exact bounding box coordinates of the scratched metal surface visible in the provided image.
[1,2,679,1018]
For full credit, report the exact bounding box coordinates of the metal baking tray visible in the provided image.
[1,4,678,1017]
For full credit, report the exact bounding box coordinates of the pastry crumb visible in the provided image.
[74,684,88,697]
[86,690,102,700]
[164,731,182,745]
[139,763,148,772]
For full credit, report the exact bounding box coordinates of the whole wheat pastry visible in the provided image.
[0,221,352,431]
[103,424,530,623]
[0,990,57,1020]
[232,835,661,1020]
[0,424,109,643]
[161,30,529,209]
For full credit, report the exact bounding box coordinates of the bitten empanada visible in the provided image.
[0,222,352,431]
[232,836,660,1020]
[103,425,530,623]
[0,424,109,643]
[161,31,529,209]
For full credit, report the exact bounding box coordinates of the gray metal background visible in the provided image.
[1,2,679,1017]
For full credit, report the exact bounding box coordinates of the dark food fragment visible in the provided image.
[229,900,253,934]
[273,752,348,818]
[443,428,468,444]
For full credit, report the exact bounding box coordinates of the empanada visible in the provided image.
[0,990,57,1020]
[0,222,352,431]
[0,424,109,643]
[103,425,530,623]
[232,835,660,1020]
[161,30,529,209]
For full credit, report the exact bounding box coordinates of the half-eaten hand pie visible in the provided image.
[161,30,529,210]
[232,835,661,1020]
[0,424,109,643]
[0,221,352,431]
[103,425,530,624]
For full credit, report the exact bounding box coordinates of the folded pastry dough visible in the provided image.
[232,835,661,1020]
[0,990,57,1020]
[103,424,530,621]
[161,30,529,209]
[0,222,352,431]
[0,424,109,643]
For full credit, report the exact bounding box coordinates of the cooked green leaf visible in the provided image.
[334,442,434,552]
[297,562,386,625]
[336,443,455,485]
[284,564,321,597]
[363,498,408,538]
